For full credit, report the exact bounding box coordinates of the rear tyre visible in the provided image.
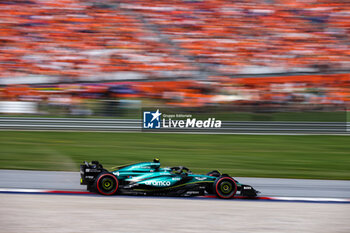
[95,173,119,195]
[214,176,237,199]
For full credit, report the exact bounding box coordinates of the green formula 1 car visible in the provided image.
[80,158,259,199]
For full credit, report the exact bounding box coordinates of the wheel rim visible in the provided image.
[220,181,232,194]
[102,178,114,191]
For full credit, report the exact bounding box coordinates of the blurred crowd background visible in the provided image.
[0,0,349,118]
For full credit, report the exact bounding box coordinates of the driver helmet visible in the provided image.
[153,158,160,163]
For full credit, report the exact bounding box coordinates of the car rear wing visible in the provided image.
[80,161,105,185]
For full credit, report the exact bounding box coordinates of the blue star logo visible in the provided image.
[143,109,162,129]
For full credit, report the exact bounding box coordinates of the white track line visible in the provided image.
[271,196,350,202]
[0,188,48,193]
[0,188,349,203]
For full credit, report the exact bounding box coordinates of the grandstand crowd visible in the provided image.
[0,0,349,113]
[0,0,349,80]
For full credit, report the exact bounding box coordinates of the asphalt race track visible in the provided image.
[1,169,349,198]
[1,194,350,233]
[1,169,349,233]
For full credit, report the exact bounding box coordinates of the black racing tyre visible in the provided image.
[94,172,119,195]
[213,176,237,199]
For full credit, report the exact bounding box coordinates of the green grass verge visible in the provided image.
[0,131,349,180]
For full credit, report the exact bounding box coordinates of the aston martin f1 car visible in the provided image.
[80,159,259,199]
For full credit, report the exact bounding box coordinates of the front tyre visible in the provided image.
[214,176,237,199]
[95,173,119,195]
